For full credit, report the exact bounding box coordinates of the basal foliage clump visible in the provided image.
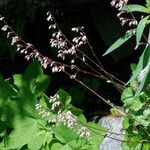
[0,62,105,150]
[0,0,150,150]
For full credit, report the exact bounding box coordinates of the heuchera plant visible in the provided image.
[0,0,150,149]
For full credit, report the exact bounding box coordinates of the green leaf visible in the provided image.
[143,143,150,150]
[127,97,143,111]
[143,108,150,119]
[67,140,80,149]
[127,45,150,85]
[57,89,72,106]
[13,74,24,89]
[0,76,17,107]
[60,144,72,150]
[7,115,50,150]
[130,63,137,73]
[5,86,39,118]
[7,116,39,149]
[121,87,134,101]
[146,0,150,6]
[69,106,83,116]
[78,114,87,123]
[24,61,44,80]
[136,16,150,44]
[13,61,51,96]
[121,88,144,111]
[126,134,142,149]
[32,75,51,97]
[123,116,132,130]
[39,129,53,145]
[120,5,149,13]
[135,65,150,95]
[0,140,8,150]
[103,31,133,56]
[51,143,64,150]
[28,135,42,150]
[52,125,78,143]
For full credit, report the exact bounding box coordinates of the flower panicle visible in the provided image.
[110,0,138,27]
[36,93,91,139]
[46,11,87,67]
[0,15,67,73]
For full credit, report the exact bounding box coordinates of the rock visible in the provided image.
[98,115,124,150]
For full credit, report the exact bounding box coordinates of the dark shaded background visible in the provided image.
[0,0,145,120]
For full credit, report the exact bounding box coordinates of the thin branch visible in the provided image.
[51,15,126,86]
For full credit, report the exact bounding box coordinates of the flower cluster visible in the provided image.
[46,12,89,79]
[71,27,87,47]
[111,0,129,8]
[111,0,138,27]
[0,16,66,72]
[119,16,137,26]
[47,11,87,64]
[35,93,91,139]
[77,126,91,139]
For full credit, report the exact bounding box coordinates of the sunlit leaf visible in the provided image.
[52,125,78,143]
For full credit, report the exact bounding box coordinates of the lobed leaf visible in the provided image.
[52,125,78,143]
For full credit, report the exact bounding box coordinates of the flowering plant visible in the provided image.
[0,0,150,149]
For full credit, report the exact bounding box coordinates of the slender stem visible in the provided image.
[52,16,125,86]
[1,15,146,132]
[64,71,126,117]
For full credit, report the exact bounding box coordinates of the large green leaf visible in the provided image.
[120,5,149,13]
[7,116,40,149]
[13,61,50,96]
[103,31,133,56]
[52,125,78,143]
[136,16,150,44]
[28,129,53,150]
[4,85,39,119]
[6,115,52,150]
